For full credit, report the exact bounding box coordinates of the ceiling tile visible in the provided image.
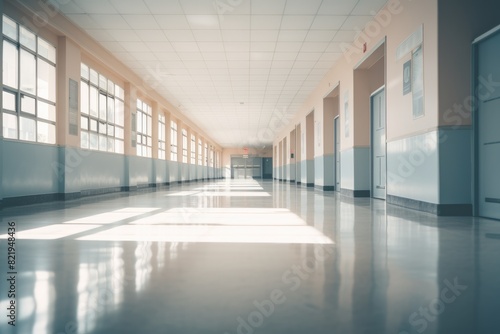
[280,15,315,30]
[135,30,167,42]
[278,30,307,42]
[305,30,335,42]
[275,42,303,52]
[66,14,101,29]
[85,29,114,42]
[250,42,276,52]
[250,15,282,30]
[90,14,130,29]
[222,30,251,42]
[74,0,118,14]
[311,15,347,30]
[165,30,196,42]
[341,16,373,30]
[180,0,218,14]
[352,0,389,15]
[122,15,161,30]
[193,30,223,42]
[251,0,286,14]
[251,30,279,42]
[155,15,190,30]
[284,0,323,15]
[219,15,251,30]
[109,0,150,14]
[317,0,358,15]
[186,15,220,29]
[144,0,184,14]
[107,30,142,41]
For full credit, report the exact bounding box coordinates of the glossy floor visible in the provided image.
[0,180,499,334]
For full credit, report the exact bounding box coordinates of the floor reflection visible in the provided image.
[0,180,498,334]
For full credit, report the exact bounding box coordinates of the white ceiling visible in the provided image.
[50,0,388,148]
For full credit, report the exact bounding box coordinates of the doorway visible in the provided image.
[474,27,500,219]
[371,87,386,200]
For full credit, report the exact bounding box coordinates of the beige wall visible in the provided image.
[274,0,440,156]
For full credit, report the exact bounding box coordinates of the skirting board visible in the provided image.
[341,188,370,198]
[387,195,472,216]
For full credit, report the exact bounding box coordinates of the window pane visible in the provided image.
[20,117,36,142]
[81,81,89,115]
[107,80,114,95]
[89,86,98,117]
[21,95,36,115]
[37,59,56,102]
[20,50,36,94]
[142,113,147,133]
[38,101,56,121]
[90,132,98,150]
[3,41,18,89]
[20,26,36,51]
[137,111,143,133]
[147,115,152,135]
[99,93,107,120]
[81,130,89,149]
[115,100,124,126]
[90,119,97,132]
[137,99,142,109]
[115,127,124,139]
[37,121,56,144]
[37,37,56,63]
[107,124,114,136]
[3,15,18,41]
[2,113,18,139]
[107,137,115,152]
[81,116,89,130]
[99,121,106,134]
[116,85,124,100]
[99,74,107,92]
[107,97,115,124]
[81,63,89,80]
[99,134,107,151]
[3,91,16,111]
[90,69,98,85]
[115,139,124,154]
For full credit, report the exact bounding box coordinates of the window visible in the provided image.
[158,113,166,160]
[182,128,188,164]
[198,139,202,165]
[191,134,196,164]
[136,99,152,157]
[170,120,177,161]
[80,63,125,153]
[2,15,56,144]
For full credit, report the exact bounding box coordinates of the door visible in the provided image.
[371,88,386,200]
[334,116,341,191]
[263,158,273,179]
[476,29,500,219]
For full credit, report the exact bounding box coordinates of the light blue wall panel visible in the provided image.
[353,148,370,190]
[296,162,301,182]
[300,160,307,184]
[128,156,153,186]
[324,154,335,187]
[314,156,324,186]
[78,149,125,191]
[289,163,296,181]
[155,159,168,184]
[189,164,196,180]
[2,141,59,197]
[387,131,439,203]
[439,128,472,204]
[168,161,179,182]
[197,165,204,180]
[340,149,354,190]
[180,163,189,181]
[307,159,314,184]
[0,139,3,201]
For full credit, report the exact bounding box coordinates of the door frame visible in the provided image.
[334,115,341,192]
[370,85,387,200]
